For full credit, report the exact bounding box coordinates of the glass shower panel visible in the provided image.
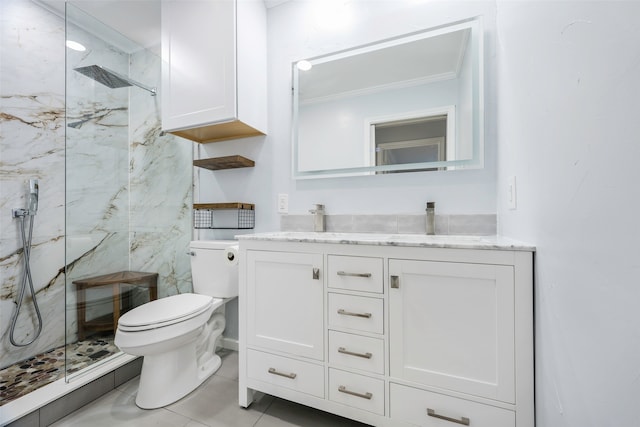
[65,3,132,377]
[64,2,193,380]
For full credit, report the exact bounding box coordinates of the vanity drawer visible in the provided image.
[328,293,384,334]
[390,383,515,427]
[329,368,385,415]
[247,349,324,398]
[329,330,384,374]
[328,255,383,293]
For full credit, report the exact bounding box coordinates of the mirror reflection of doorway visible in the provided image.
[376,137,445,172]
[371,114,449,173]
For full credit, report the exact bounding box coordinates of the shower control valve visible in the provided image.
[12,208,29,218]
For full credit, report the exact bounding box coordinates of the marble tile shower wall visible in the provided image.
[127,48,192,299]
[1,0,66,369]
[0,0,192,369]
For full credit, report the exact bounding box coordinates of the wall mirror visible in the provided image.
[292,18,484,179]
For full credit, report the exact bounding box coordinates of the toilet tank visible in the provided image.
[189,240,239,298]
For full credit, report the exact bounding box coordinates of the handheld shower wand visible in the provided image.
[9,179,43,346]
[29,179,38,215]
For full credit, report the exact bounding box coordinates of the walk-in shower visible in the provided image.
[0,1,191,421]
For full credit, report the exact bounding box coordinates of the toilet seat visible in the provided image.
[118,293,215,332]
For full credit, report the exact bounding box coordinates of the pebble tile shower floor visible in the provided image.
[0,334,119,405]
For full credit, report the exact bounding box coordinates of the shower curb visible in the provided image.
[3,357,142,427]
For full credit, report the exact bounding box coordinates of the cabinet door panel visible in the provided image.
[247,251,324,360]
[161,0,236,131]
[389,259,515,403]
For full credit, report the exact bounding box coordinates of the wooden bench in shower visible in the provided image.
[73,271,158,341]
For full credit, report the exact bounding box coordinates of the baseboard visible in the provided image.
[221,336,238,351]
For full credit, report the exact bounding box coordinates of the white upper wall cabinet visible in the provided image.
[161,0,267,143]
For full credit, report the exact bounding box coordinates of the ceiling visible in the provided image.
[36,0,289,53]
[264,0,290,7]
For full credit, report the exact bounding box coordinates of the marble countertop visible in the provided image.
[236,232,535,251]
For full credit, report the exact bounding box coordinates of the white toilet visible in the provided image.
[114,240,238,409]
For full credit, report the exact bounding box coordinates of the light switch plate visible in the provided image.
[277,193,289,214]
[507,176,517,210]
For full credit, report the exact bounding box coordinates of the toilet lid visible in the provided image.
[118,293,214,329]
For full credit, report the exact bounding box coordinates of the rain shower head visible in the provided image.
[74,65,156,96]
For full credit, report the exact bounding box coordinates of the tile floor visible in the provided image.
[0,335,119,406]
[50,350,371,427]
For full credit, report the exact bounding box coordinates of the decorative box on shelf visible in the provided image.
[193,203,255,229]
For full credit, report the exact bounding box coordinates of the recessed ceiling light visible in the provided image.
[66,40,86,51]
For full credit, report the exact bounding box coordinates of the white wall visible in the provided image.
[496,1,640,426]
[197,0,498,244]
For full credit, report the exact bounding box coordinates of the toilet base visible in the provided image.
[135,343,222,409]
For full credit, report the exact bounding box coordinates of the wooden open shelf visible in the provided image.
[194,155,255,171]
[169,120,264,144]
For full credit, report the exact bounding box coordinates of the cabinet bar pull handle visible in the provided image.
[427,408,470,425]
[312,268,320,280]
[337,308,372,318]
[337,271,372,278]
[338,385,372,400]
[338,347,372,359]
[268,368,297,379]
[390,275,400,288]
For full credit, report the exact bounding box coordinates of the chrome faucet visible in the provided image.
[309,204,325,232]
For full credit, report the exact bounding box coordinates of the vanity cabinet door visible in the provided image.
[389,259,515,403]
[246,250,324,360]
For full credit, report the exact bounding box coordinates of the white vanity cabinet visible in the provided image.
[239,235,534,427]
[161,0,267,143]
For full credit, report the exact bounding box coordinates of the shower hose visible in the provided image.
[9,212,43,347]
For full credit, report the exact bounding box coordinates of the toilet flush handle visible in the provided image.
[187,251,195,256]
